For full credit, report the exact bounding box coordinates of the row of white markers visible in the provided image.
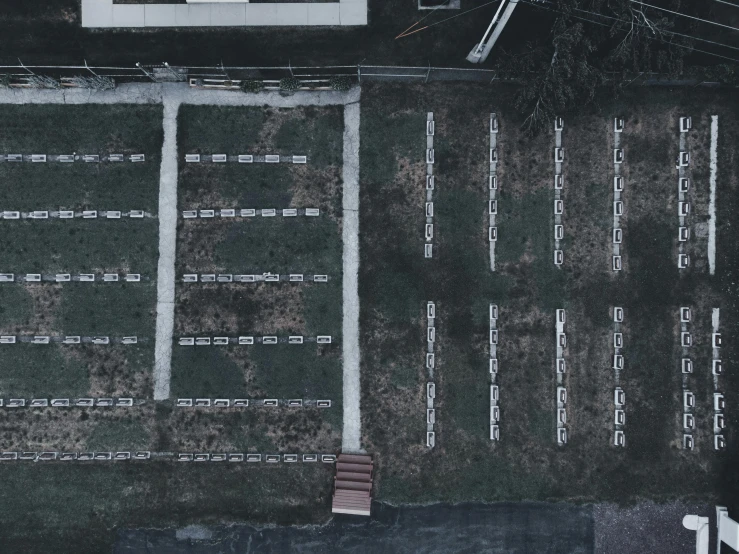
[0,273,141,283]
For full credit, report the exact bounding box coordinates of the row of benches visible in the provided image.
[178,335,332,346]
[182,208,320,218]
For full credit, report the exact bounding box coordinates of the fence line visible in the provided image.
[0,63,726,88]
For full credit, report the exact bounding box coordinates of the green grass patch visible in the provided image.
[249,344,342,399]
[85,417,150,451]
[273,107,343,167]
[0,462,332,553]
[178,105,265,152]
[0,104,162,212]
[58,284,156,336]
[360,111,426,185]
[0,285,34,327]
[0,346,88,397]
[0,220,160,274]
[213,218,342,274]
[303,280,342,337]
[170,347,247,398]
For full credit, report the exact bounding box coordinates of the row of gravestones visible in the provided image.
[0,335,137,344]
[680,307,727,451]
[613,118,625,271]
[0,273,142,283]
[1,210,149,219]
[677,117,693,270]
[555,309,568,445]
[424,114,435,259]
[489,304,499,441]
[488,114,499,271]
[176,398,332,408]
[185,154,306,164]
[553,117,564,266]
[182,273,327,283]
[182,208,320,218]
[0,397,138,408]
[0,451,337,463]
[178,336,332,345]
[0,154,144,163]
[612,307,625,447]
[426,302,436,447]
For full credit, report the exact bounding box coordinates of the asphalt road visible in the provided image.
[114,500,715,553]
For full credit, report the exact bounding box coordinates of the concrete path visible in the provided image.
[81,0,367,28]
[342,101,361,453]
[153,89,180,400]
[708,115,718,275]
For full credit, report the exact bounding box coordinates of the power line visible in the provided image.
[519,0,739,63]
[557,0,739,54]
[630,0,739,33]
[397,0,500,39]
[715,0,739,7]
[395,0,452,39]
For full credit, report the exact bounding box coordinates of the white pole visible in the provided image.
[475,0,508,55]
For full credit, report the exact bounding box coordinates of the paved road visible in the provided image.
[115,501,714,553]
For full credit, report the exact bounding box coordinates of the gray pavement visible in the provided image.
[114,501,714,554]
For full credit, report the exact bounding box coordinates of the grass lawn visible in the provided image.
[0,105,162,212]
[0,104,162,398]
[359,82,739,506]
[0,461,333,553]
[171,104,344,445]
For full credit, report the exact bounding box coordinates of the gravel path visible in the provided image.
[342,100,361,453]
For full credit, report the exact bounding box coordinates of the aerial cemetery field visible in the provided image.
[359,82,739,505]
[0,102,340,551]
[171,105,344,454]
[0,105,162,399]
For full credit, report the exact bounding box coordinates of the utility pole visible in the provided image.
[467,0,520,64]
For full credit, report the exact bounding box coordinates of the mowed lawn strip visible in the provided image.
[0,462,333,553]
[359,82,737,505]
[0,104,162,211]
[177,105,343,208]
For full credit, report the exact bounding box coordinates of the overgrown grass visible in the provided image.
[0,105,162,211]
[0,347,88,397]
[359,82,735,507]
[0,220,160,274]
[0,462,333,553]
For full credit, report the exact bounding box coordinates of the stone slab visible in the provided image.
[112,4,145,27]
[145,4,178,27]
[81,0,113,27]
[308,3,341,26]
[210,4,247,26]
[245,4,309,25]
